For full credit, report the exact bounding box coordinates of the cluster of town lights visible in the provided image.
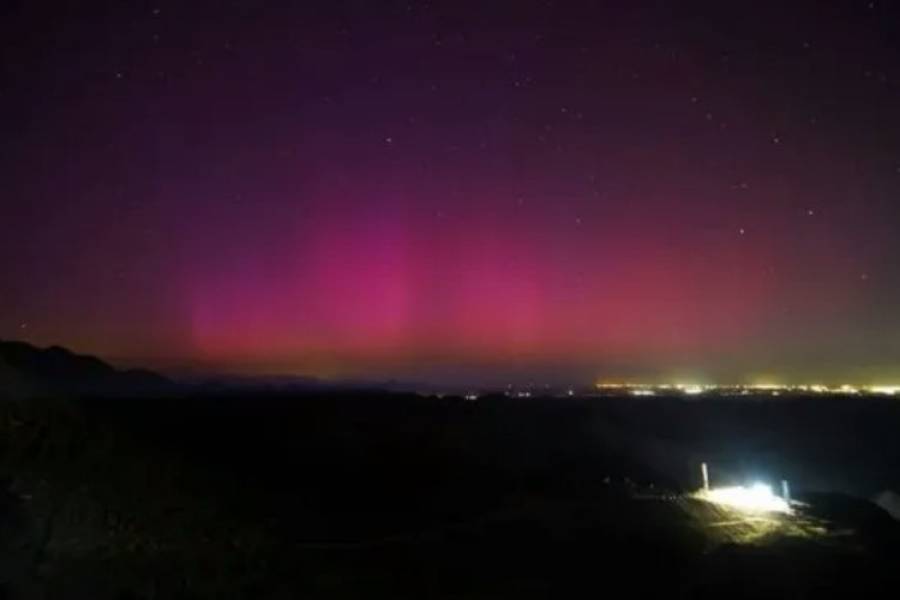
[593,382,900,397]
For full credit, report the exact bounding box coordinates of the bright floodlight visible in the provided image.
[699,482,791,514]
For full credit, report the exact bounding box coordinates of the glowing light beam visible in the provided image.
[696,482,792,514]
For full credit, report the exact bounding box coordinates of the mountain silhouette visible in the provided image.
[0,340,173,398]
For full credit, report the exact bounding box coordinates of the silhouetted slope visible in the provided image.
[0,340,173,397]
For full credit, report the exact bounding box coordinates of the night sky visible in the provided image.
[4,1,900,385]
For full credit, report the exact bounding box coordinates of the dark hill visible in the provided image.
[0,340,173,398]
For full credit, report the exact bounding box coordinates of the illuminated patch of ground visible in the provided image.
[695,483,791,514]
[675,496,831,546]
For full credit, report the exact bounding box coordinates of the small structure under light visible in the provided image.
[694,462,792,514]
[697,483,792,514]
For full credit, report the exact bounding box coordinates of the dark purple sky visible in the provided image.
[3,1,900,384]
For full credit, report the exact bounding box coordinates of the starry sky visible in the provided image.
[3,1,900,385]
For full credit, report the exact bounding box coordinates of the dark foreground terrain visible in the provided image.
[1,356,900,597]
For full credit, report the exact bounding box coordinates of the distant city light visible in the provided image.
[868,386,900,395]
[680,385,705,395]
[595,382,632,389]
[592,381,900,397]
[749,383,782,391]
